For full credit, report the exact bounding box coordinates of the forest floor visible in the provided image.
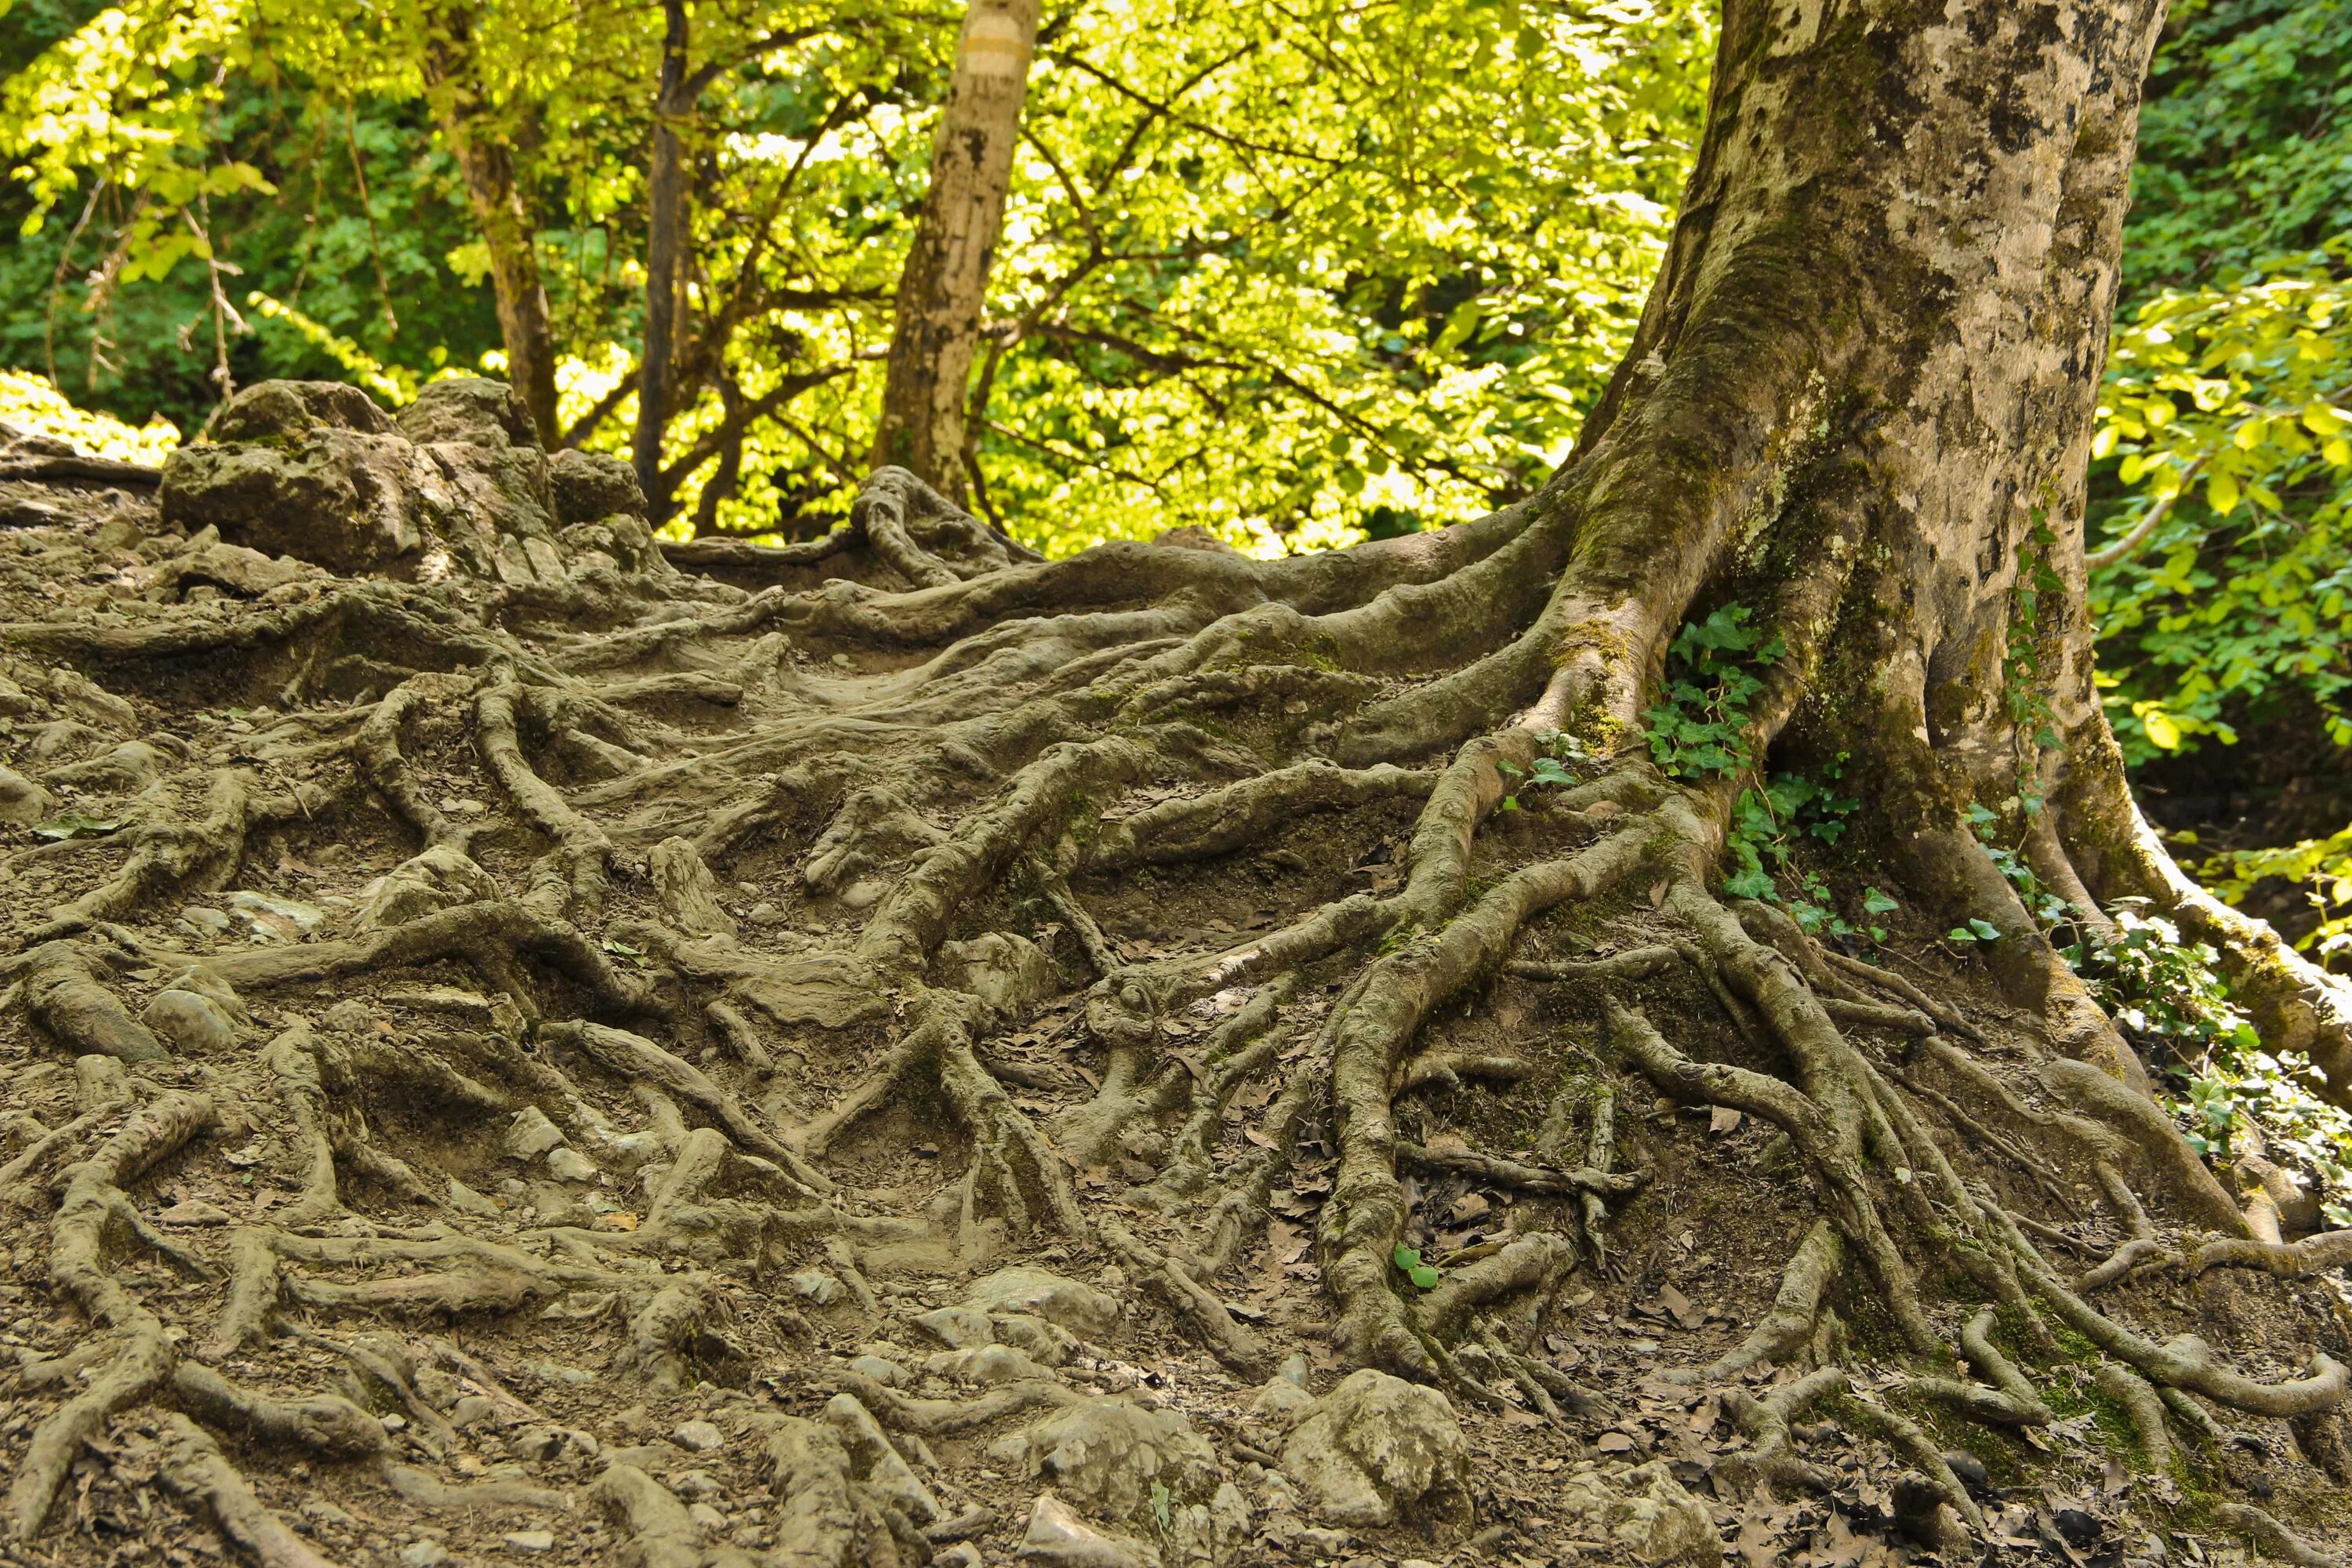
[0,401,2347,1568]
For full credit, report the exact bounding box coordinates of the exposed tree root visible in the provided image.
[9,268,2351,1559]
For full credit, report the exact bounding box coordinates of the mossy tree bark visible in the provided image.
[869,0,1042,499]
[8,0,2352,1559]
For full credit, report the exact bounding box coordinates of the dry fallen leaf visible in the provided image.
[1709,1105,1743,1135]
[1659,1282,1698,1328]
[1597,1431,1635,1452]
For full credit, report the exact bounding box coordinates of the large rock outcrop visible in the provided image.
[158,378,655,585]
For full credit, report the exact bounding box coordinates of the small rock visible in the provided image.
[227,889,325,934]
[1553,1461,1719,1566]
[446,1179,503,1218]
[179,905,232,934]
[926,1344,1055,1387]
[1280,1368,1471,1528]
[449,1396,499,1428]
[502,1530,555,1553]
[1248,1373,1316,1428]
[398,1541,451,1568]
[935,1547,984,1568]
[1017,1491,1161,1568]
[503,1106,566,1161]
[746,901,783,924]
[143,989,236,1052]
[672,1419,724,1453]
[1010,1397,1216,1514]
[0,766,53,825]
[361,846,502,931]
[967,1266,1120,1336]
[849,1354,909,1386]
[154,1199,237,1227]
[687,1502,727,1533]
[789,1270,844,1305]
[545,1147,597,1183]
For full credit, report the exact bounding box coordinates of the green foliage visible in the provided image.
[1641,611,1889,938]
[2125,0,2352,299]
[0,0,1711,553]
[2066,904,2352,1225]
[2089,254,2352,761]
[1494,729,1592,811]
[1642,605,1782,779]
[2198,824,2352,963]
[1723,764,1881,938]
[1390,1243,1440,1290]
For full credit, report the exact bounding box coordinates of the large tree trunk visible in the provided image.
[9,0,2352,1558]
[426,29,562,446]
[868,0,1041,497]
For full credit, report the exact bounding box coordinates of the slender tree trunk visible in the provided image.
[633,0,690,521]
[869,0,1041,497]
[426,34,561,446]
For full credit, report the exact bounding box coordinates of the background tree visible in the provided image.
[867,0,1041,497]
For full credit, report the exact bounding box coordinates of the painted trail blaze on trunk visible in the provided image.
[6,0,2352,1559]
[870,0,1044,498]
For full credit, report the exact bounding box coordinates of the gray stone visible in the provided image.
[967,1266,1120,1336]
[141,989,236,1052]
[397,378,538,450]
[397,1541,451,1568]
[502,1107,566,1162]
[924,1343,1058,1387]
[789,1270,844,1305]
[671,1419,724,1453]
[160,377,567,582]
[549,448,648,524]
[1018,1492,1161,1568]
[361,846,501,931]
[1279,1368,1470,1528]
[545,1147,597,1183]
[0,766,53,824]
[213,380,394,441]
[908,1303,1077,1365]
[1553,1461,1721,1566]
[1009,1397,1215,1515]
[500,1530,554,1553]
[446,1179,503,1218]
[227,890,325,935]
